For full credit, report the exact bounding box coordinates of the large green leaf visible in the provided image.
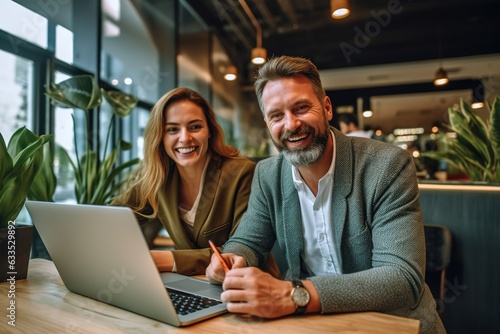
[489,96,500,159]
[28,141,57,202]
[5,128,53,180]
[101,89,139,118]
[45,75,102,110]
[0,127,53,227]
[0,133,13,187]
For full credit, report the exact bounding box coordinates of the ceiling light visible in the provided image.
[362,110,373,118]
[362,97,372,117]
[433,33,448,87]
[472,83,484,109]
[239,0,267,65]
[331,0,350,19]
[471,101,484,109]
[251,48,267,65]
[224,65,238,81]
[433,67,449,86]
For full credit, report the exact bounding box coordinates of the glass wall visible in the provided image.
[178,0,210,100]
[0,49,34,142]
[53,72,77,203]
[0,1,48,49]
[100,0,168,104]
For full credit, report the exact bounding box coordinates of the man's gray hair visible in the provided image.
[254,56,326,113]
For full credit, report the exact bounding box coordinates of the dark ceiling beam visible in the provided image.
[277,0,299,29]
[212,0,253,50]
[252,1,278,33]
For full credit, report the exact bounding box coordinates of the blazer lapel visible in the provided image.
[330,128,354,271]
[192,158,221,240]
[279,158,305,279]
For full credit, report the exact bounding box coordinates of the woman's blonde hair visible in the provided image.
[120,87,239,217]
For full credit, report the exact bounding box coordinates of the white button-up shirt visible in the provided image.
[292,131,342,276]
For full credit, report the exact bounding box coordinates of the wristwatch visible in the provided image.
[290,280,310,314]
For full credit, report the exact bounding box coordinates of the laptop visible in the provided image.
[25,200,227,327]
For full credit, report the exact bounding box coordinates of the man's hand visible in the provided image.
[220,267,298,319]
[206,252,246,284]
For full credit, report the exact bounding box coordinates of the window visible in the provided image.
[53,72,77,203]
[100,0,168,104]
[178,0,210,100]
[55,25,73,63]
[0,1,48,49]
[0,49,34,142]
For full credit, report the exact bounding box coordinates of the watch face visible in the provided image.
[292,287,310,307]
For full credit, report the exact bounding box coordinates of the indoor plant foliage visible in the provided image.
[423,95,500,182]
[27,141,57,202]
[0,127,53,228]
[45,75,140,204]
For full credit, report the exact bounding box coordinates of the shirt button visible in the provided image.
[327,262,333,268]
[319,233,325,241]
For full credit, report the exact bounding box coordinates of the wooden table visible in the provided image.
[0,259,420,333]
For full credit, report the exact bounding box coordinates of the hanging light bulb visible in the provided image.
[362,97,373,117]
[471,83,485,109]
[471,100,484,109]
[433,30,449,87]
[224,65,238,81]
[251,47,267,65]
[433,67,449,86]
[239,0,267,65]
[331,0,350,19]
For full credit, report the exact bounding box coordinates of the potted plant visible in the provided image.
[422,95,500,182]
[45,75,140,204]
[0,127,53,281]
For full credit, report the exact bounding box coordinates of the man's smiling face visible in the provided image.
[262,75,332,167]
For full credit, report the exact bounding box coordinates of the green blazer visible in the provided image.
[223,128,445,334]
[114,156,273,275]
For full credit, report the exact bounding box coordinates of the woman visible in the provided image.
[112,88,278,276]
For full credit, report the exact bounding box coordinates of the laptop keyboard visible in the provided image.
[167,289,223,315]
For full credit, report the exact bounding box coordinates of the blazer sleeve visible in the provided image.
[311,148,426,314]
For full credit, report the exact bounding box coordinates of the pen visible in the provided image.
[208,240,230,272]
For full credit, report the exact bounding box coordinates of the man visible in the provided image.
[338,113,373,138]
[206,56,445,334]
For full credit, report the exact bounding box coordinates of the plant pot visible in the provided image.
[0,223,33,282]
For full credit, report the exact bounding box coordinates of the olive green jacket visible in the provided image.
[223,128,446,334]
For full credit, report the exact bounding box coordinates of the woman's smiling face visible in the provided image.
[163,99,210,170]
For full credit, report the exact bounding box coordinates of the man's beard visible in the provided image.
[272,124,329,168]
